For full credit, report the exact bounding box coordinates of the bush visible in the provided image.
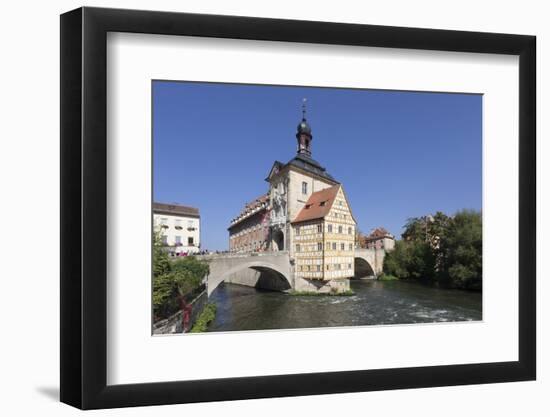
[152,232,210,320]
[190,303,217,333]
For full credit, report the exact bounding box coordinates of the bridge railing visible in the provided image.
[195,250,289,260]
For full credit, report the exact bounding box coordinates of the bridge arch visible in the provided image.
[207,260,291,295]
[353,257,376,279]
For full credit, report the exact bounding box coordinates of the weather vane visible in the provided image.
[302,97,307,120]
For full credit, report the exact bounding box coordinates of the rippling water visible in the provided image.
[207,279,482,332]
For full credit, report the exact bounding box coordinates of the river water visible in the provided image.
[207,279,482,332]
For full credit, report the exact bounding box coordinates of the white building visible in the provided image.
[153,202,200,255]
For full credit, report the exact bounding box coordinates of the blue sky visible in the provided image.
[153,81,482,251]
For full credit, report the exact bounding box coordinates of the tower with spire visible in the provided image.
[228,99,356,294]
[296,98,313,156]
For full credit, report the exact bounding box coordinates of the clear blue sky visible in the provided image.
[153,81,482,251]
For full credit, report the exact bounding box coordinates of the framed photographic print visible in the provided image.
[60,6,536,409]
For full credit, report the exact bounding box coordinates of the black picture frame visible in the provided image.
[60,6,536,410]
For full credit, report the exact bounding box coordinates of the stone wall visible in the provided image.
[152,290,208,335]
[294,277,350,293]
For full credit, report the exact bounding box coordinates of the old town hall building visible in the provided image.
[228,102,356,292]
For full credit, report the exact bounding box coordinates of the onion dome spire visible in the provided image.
[296,98,312,156]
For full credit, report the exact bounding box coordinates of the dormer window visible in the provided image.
[320,201,326,207]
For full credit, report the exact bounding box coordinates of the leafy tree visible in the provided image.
[439,210,482,290]
[152,232,210,319]
[383,240,411,278]
[383,240,435,282]
[153,230,171,277]
[383,210,482,290]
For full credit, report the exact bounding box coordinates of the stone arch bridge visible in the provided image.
[197,248,386,296]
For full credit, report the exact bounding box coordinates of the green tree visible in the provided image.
[383,240,411,278]
[383,210,481,290]
[383,240,435,282]
[152,232,210,320]
[153,230,171,277]
[439,210,482,290]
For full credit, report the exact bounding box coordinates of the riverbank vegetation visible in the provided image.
[377,274,399,281]
[153,232,210,321]
[383,210,482,290]
[190,303,217,333]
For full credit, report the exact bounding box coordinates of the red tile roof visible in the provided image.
[363,227,394,241]
[230,193,270,226]
[291,185,340,224]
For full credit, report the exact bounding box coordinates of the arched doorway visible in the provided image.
[354,258,376,279]
[272,230,285,251]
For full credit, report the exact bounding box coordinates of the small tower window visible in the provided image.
[302,182,308,194]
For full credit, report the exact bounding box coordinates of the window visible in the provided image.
[317,224,322,233]
[328,224,333,233]
[188,237,194,246]
[339,200,343,206]
[320,201,326,206]
[317,242,323,251]
[295,227,300,236]
[341,243,345,250]
[348,263,352,269]
[317,265,321,272]
[175,236,182,245]
[338,225,343,234]
[161,235,168,245]
[348,227,352,234]
[336,264,341,270]
[296,244,301,252]
[326,264,330,270]
[302,181,308,194]
[349,243,353,251]
[305,265,309,272]
[332,242,336,250]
